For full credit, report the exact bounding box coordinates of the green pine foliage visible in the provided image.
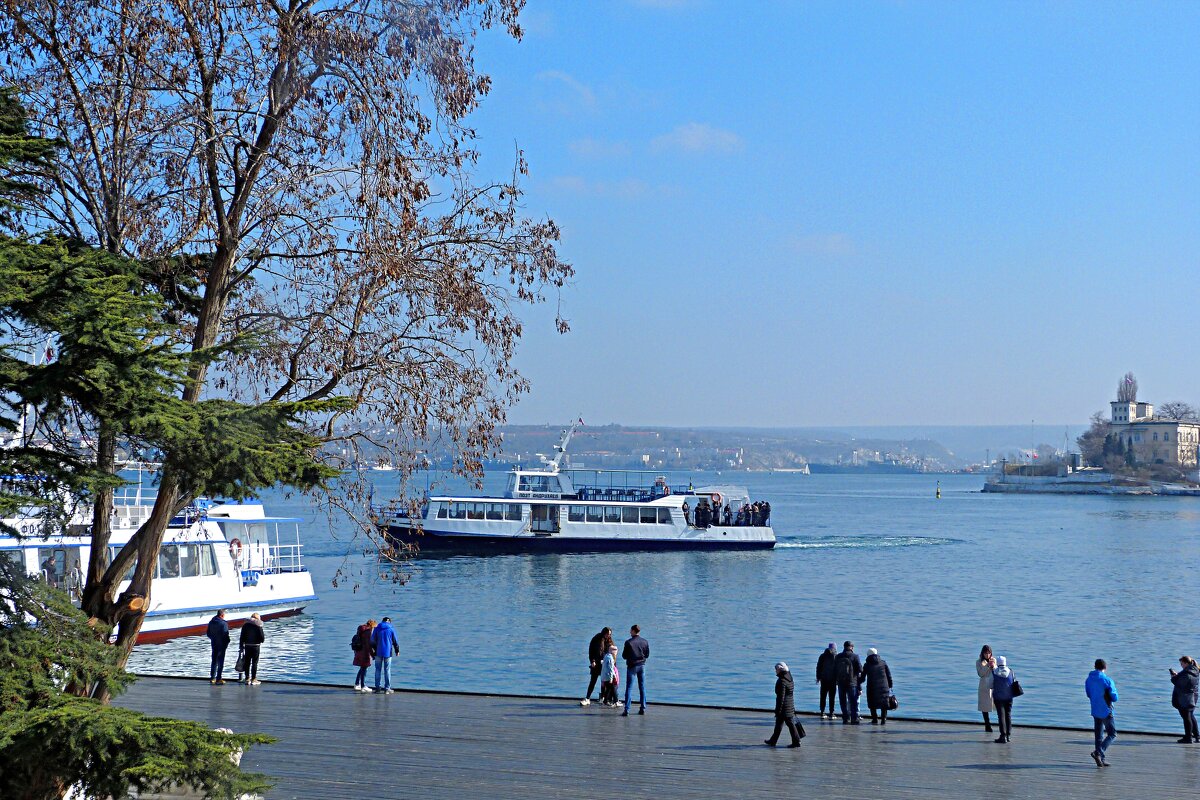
[0,559,274,800]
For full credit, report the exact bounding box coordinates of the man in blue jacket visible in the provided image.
[371,616,400,694]
[1085,658,1118,767]
[206,609,230,684]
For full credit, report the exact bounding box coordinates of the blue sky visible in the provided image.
[466,1,1200,427]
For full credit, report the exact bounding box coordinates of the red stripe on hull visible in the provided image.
[134,608,305,645]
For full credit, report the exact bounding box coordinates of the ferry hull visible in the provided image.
[386,525,775,553]
[135,606,308,644]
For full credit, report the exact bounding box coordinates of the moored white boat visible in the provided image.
[1,496,316,643]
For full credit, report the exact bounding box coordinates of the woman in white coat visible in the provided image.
[977,644,996,733]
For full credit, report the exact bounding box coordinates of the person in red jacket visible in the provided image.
[352,619,376,692]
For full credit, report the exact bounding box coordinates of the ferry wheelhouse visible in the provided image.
[380,425,775,552]
[1,485,317,643]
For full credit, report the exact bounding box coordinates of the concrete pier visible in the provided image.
[120,676,1198,799]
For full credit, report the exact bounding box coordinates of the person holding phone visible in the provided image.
[976,644,997,733]
[1169,655,1199,743]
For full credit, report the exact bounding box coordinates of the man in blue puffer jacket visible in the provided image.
[1085,658,1118,767]
[371,616,401,694]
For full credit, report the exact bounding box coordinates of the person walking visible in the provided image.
[351,619,376,692]
[621,624,649,716]
[834,641,863,724]
[977,645,997,733]
[816,642,838,719]
[1169,655,1199,743]
[764,662,802,747]
[990,656,1016,743]
[371,616,400,693]
[861,648,894,725]
[581,626,612,706]
[206,609,230,685]
[1086,658,1118,767]
[239,613,265,685]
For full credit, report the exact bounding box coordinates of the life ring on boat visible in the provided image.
[711,492,723,507]
[229,538,242,562]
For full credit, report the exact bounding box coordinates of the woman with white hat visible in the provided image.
[764,662,802,747]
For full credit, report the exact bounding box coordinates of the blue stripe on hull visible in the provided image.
[384,525,774,553]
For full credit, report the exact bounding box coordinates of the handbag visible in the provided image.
[887,694,899,710]
[234,649,245,674]
[793,716,807,738]
[1011,680,1024,698]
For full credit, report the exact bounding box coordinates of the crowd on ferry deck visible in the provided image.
[682,498,771,528]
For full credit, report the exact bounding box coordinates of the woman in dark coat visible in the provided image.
[1170,655,1199,743]
[352,619,376,692]
[764,662,802,747]
[861,648,894,724]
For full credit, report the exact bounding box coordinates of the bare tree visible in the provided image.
[0,0,572,660]
[1117,371,1138,403]
[1077,411,1111,466]
[1157,402,1197,421]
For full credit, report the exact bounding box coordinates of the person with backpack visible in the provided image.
[371,616,401,694]
[834,641,863,724]
[351,618,376,692]
[990,656,1016,743]
[816,642,838,719]
[1085,658,1119,767]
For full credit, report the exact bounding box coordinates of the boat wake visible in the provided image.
[775,535,960,550]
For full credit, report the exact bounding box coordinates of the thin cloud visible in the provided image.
[546,175,678,200]
[536,70,597,114]
[651,122,743,155]
[568,137,632,159]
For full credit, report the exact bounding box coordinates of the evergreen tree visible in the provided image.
[0,559,274,800]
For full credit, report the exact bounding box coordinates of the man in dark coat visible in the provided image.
[764,662,802,747]
[581,626,611,706]
[834,641,863,724]
[621,625,650,716]
[816,642,838,719]
[206,609,230,684]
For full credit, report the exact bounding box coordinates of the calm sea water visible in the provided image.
[128,471,1200,733]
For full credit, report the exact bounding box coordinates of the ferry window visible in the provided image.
[108,547,136,582]
[506,504,522,521]
[622,507,639,523]
[568,506,585,523]
[452,503,466,520]
[198,544,218,577]
[178,545,200,578]
[586,506,603,523]
[658,508,673,524]
[605,506,622,523]
[156,545,180,579]
[2,550,23,570]
[437,503,448,519]
[640,507,657,524]
[486,504,503,520]
[468,503,485,520]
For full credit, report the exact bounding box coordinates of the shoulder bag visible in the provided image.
[1010,679,1024,698]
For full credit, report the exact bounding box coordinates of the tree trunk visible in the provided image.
[80,423,115,623]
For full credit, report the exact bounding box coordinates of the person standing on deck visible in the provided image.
[206,609,230,685]
[351,619,376,692]
[990,656,1015,743]
[861,648,894,725]
[682,500,691,527]
[239,613,265,685]
[977,644,997,733]
[1086,659,1119,767]
[372,616,400,694]
[1169,655,1199,743]
[723,504,732,526]
[621,625,649,716]
[834,641,863,724]
[581,626,612,706]
[764,662,802,747]
[816,643,838,719]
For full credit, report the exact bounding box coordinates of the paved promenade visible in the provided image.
[120,676,1197,799]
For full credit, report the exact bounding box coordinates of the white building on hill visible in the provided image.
[1110,398,1200,468]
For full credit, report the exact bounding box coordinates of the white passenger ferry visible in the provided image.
[380,425,775,552]
[1,486,317,643]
